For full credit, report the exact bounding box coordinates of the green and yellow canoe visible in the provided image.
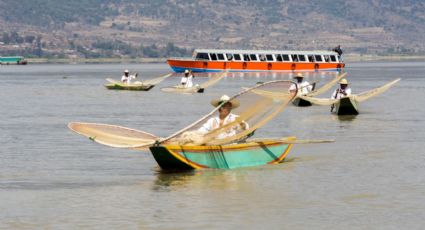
[105,78,154,91]
[149,140,293,170]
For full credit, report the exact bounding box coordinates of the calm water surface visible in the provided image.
[0,62,424,229]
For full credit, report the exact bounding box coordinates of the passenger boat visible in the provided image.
[0,56,27,65]
[167,49,344,72]
[149,140,293,170]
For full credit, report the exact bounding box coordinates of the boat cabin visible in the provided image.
[193,49,341,63]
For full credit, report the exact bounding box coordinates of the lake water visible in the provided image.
[1,62,424,229]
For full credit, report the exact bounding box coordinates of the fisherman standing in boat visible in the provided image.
[121,69,138,84]
[198,95,249,139]
[180,69,194,88]
[289,73,314,95]
[331,78,351,99]
[333,45,343,62]
[330,78,352,112]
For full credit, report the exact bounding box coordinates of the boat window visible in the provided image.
[195,52,210,60]
[314,55,323,62]
[330,55,337,62]
[217,53,225,61]
[250,54,258,61]
[282,54,290,61]
[259,54,266,61]
[210,53,218,61]
[233,54,241,61]
[226,53,233,61]
[275,54,283,62]
[308,55,314,62]
[266,54,274,61]
[324,55,330,62]
[291,54,298,62]
[243,54,250,61]
[298,55,306,62]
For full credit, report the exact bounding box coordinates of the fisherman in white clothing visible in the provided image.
[121,69,138,84]
[180,69,194,88]
[289,73,314,95]
[331,78,352,99]
[198,95,249,139]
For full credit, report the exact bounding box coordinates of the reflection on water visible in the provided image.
[336,114,358,121]
[1,62,425,229]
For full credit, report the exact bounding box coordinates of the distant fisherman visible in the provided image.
[289,73,314,95]
[180,69,194,88]
[333,45,343,62]
[121,69,138,84]
[331,78,352,99]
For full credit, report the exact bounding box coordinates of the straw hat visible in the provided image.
[339,78,348,84]
[294,73,304,78]
[124,69,129,73]
[210,94,240,109]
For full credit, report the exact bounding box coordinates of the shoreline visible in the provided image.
[24,55,425,64]
[27,57,167,64]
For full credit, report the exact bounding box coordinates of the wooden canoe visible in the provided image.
[161,72,225,94]
[291,73,346,107]
[298,78,400,115]
[149,140,293,170]
[292,97,312,107]
[105,78,154,91]
[161,85,204,94]
[332,96,359,115]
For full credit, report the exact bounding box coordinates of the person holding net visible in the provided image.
[121,69,138,84]
[180,69,195,88]
[197,95,250,139]
[289,73,314,95]
[175,95,249,145]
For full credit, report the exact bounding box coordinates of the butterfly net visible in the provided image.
[68,122,158,148]
[163,80,296,146]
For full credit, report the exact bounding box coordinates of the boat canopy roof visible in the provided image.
[194,49,338,55]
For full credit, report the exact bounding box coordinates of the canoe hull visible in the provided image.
[161,86,204,94]
[105,83,154,91]
[334,97,359,115]
[292,97,312,107]
[0,56,27,65]
[149,141,293,170]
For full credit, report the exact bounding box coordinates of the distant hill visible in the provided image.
[1,0,424,58]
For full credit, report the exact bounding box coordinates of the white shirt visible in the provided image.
[121,74,136,84]
[331,87,352,99]
[289,81,313,95]
[198,113,249,139]
[180,74,194,88]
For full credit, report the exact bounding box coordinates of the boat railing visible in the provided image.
[168,57,196,61]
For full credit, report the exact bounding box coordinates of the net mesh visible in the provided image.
[161,72,226,93]
[298,95,339,105]
[199,72,226,88]
[307,72,346,96]
[68,122,158,148]
[163,80,296,146]
[142,73,172,85]
[354,78,400,102]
